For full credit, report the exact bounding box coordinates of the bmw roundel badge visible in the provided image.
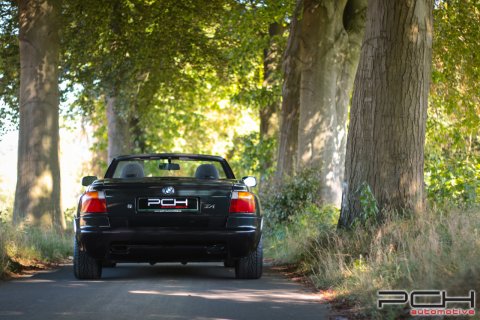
[162,186,175,195]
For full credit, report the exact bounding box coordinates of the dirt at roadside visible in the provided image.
[269,263,370,320]
[1,257,69,280]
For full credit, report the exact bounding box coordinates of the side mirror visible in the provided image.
[82,176,98,186]
[242,176,257,187]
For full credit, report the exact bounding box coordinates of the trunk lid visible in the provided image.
[96,178,235,229]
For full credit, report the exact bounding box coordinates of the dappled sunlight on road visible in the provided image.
[11,279,55,284]
[129,288,322,305]
[0,263,330,320]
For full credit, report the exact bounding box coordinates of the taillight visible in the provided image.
[80,191,107,214]
[229,191,256,213]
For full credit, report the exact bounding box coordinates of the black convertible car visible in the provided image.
[73,153,263,280]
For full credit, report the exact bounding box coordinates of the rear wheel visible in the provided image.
[235,238,263,279]
[73,238,102,280]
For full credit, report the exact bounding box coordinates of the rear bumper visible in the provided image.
[74,216,262,262]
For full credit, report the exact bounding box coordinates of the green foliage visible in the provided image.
[63,207,77,225]
[138,69,245,154]
[0,0,294,176]
[426,0,480,206]
[0,226,6,277]
[261,169,321,228]
[0,177,14,224]
[0,2,19,133]
[266,206,480,319]
[227,131,277,179]
[59,0,294,170]
[14,227,72,262]
[219,0,291,112]
[425,154,479,205]
[354,182,379,226]
[62,0,225,96]
[265,204,339,264]
[0,222,73,278]
[262,170,341,264]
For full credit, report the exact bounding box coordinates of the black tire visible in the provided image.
[235,238,263,279]
[73,237,102,280]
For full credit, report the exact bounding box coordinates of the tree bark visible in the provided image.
[14,0,64,229]
[296,0,367,206]
[106,95,131,163]
[276,0,303,181]
[130,112,147,154]
[259,22,284,181]
[339,0,433,228]
[105,2,132,164]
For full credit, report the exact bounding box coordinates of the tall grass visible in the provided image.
[0,222,73,278]
[265,206,480,319]
[0,226,8,276]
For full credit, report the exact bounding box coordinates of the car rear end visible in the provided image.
[73,154,263,280]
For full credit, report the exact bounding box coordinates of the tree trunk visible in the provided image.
[14,0,64,229]
[276,0,303,181]
[339,0,433,228]
[130,112,147,154]
[82,117,108,178]
[259,22,284,181]
[104,2,132,164]
[296,0,367,206]
[106,95,131,163]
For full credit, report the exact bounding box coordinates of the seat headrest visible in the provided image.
[120,163,145,178]
[194,164,219,179]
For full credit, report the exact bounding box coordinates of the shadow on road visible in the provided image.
[0,263,330,320]
[103,262,234,280]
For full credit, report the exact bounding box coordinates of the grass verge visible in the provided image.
[265,206,480,319]
[0,223,73,279]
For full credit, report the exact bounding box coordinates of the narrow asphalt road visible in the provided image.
[0,263,330,320]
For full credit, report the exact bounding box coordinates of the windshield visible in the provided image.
[111,157,228,179]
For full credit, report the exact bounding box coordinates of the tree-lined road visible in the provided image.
[0,263,330,320]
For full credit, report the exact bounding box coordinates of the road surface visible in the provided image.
[0,263,330,320]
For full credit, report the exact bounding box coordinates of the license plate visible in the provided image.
[137,197,198,212]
